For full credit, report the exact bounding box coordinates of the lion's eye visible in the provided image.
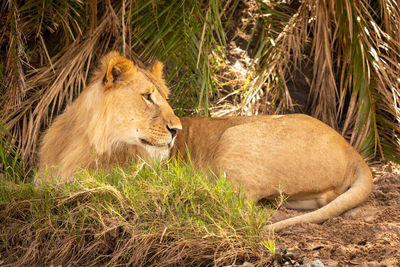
[142,93,153,103]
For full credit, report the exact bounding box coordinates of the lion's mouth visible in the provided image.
[140,138,154,146]
[140,138,169,147]
[140,137,176,148]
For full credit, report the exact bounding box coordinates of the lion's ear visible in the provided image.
[151,61,164,80]
[104,56,136,87]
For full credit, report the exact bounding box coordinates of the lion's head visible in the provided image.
[93,53,182,156]
[89,52,182,160]
[39,52,182,178]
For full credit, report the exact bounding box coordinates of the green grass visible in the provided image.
[0,122,23,180]
[0,159,274,266]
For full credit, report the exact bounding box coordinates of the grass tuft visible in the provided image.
[0,160,273,266]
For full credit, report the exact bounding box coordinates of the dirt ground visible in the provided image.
[269,163,400,266]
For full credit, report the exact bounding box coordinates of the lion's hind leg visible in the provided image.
[284,189,340,210]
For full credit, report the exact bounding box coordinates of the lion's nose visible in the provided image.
[167,125,181,138]
[166,117,182,139]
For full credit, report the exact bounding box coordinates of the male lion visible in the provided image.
[38,52,372,232]
[38,52,182,179]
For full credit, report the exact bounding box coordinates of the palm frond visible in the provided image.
[308,0,338,129]
[2,2,125,172]
[335,0,400,160]
[2,0,29,111]
[129,0,238,115]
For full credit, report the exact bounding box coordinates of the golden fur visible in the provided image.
[170,115,373,232]
[38,52,181,180]
[38,52,372,232]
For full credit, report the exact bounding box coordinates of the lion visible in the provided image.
[171,116,373,232]
[38,52,373,232]
[38,52,182,180]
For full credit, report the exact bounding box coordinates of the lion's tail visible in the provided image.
[264,160,373,233]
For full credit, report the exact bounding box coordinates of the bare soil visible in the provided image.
[270,163,400,266]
